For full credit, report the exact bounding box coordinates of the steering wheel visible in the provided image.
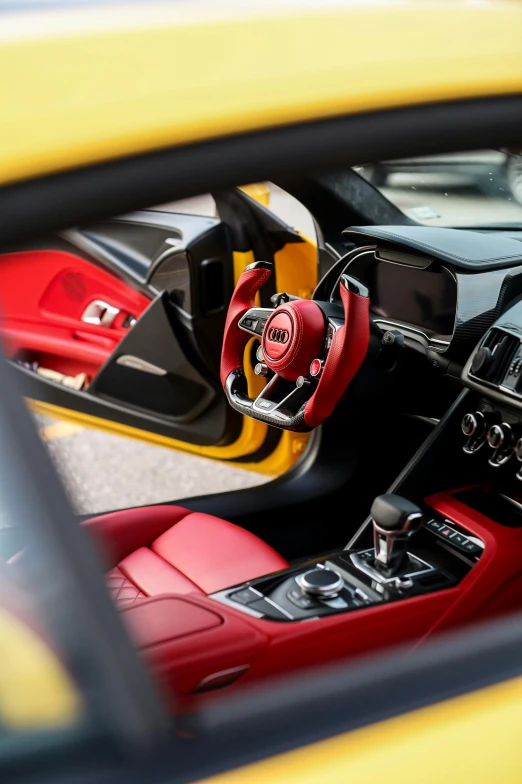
[220,261,370,431]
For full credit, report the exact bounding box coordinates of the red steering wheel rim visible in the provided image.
[220,261,370,431]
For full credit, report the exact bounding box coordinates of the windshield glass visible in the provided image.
[355,149,522,227]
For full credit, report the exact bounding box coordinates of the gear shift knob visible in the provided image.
[371,494,424,575]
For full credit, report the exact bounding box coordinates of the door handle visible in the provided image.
[81,300,120,327]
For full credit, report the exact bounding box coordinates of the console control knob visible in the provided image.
[256,344,264,362]
[296,568,344,598]
[487,423,514,451]
[394,576,414,591]
[461,412,487,438]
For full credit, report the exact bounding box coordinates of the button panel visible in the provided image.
[229,587,261,605]
[238,309,270,336]
[425,518,483,555]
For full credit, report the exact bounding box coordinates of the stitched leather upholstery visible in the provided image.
[85,505,289,606]
[106,566,146,607]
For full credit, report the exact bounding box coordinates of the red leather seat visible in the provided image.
[83,505,289,607]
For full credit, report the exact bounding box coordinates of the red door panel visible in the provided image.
[0,250,150,383]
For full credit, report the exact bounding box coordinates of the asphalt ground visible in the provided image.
[35,178,522,514]
[36,414,269,515]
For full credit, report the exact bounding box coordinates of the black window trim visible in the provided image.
[1,94,522,782]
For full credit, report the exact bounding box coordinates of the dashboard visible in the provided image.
[362,259,456,339]
[318,225,522,373]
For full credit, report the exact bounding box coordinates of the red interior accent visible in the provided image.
[121,596,223,649]
[106,566,146,607]
[119,548,205,597]
[310,358,322,377]
[150,512,290,594]
[90,487,522,706]
[304,284,370,428]
[220,265,272,387]
[262,300,325,382]
[85,504,289,597]
[417,488,522,638]
[84,505,191,566]
[0,250,150,378]
[120,595,268,708]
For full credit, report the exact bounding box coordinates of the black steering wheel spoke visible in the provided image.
[238,307,274,337]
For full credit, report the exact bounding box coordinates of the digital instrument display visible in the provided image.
[367,262,457,337]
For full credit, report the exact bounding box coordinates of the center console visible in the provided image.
[211,494,482,623]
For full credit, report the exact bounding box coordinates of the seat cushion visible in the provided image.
[151,512,289,594]
[119,547,204,597]
[84,505,289,605]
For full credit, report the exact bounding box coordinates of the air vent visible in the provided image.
[470,328,520,386]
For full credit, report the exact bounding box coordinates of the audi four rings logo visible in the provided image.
[268,327,290,344]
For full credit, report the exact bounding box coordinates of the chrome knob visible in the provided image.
[254,362,269,377]
[296,568,344,598]
[487,423,514,451]
[461,411,486,438]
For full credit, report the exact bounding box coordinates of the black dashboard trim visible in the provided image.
[343,226,522,271]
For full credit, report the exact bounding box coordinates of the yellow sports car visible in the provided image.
[1,1,522,782]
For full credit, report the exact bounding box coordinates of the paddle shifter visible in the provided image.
[371,494,424,576]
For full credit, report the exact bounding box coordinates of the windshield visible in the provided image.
[355,149,522,227]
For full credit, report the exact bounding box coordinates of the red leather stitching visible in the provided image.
[106,566,146,606]
[220,267,271,387]
[304,286,369,428]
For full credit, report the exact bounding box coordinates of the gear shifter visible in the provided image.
[371,494,424,576]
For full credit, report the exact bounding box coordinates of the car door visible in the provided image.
[0,187,318,473]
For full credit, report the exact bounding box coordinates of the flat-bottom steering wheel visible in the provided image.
[220,261,370,431]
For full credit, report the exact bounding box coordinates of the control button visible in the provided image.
[450,532,466,547]
[354,587,372,604]
[256,345,264,362]
[394,576,414,591]
[310,359,324,378]
[461,412,485,437]
[240,317,258,331]
[427,518,483,555]
[487,423,514,451]
[229,588,260,606]
[321,595,349,609]
[515,438,522,462]
[249,598,288,620]
[287,589,315,609]
[254,362,269,377]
